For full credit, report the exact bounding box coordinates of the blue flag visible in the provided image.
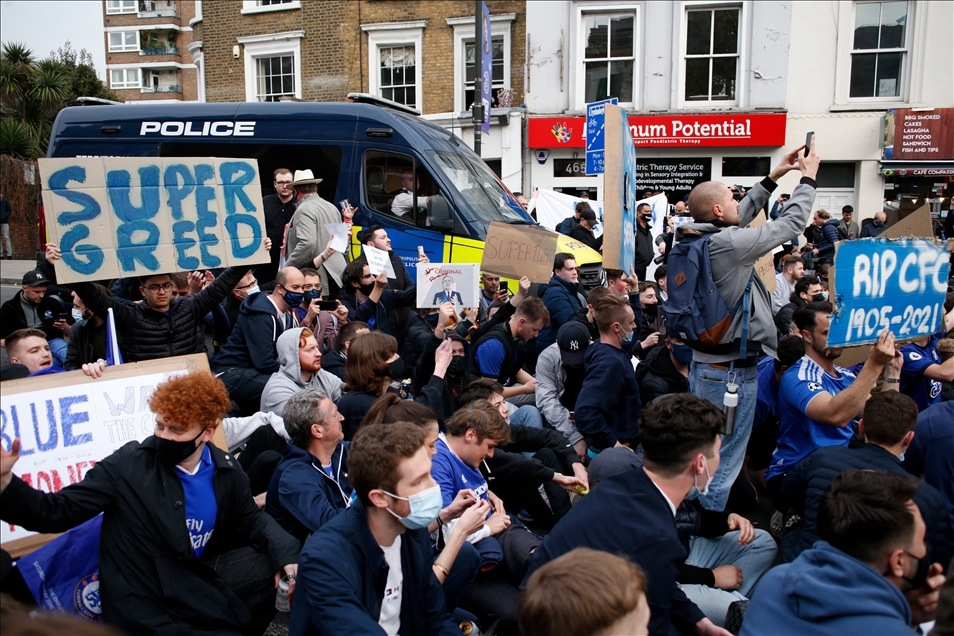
[19,515,103,622]
[106,307,123,366]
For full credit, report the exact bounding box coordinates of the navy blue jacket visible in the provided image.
[905,401,954,532]
[341,285,416,337]
[210,290,285,374]
[574,342,642,449]
[537,275,584,351]
[524,465,704,636]
[265,442,353,546]
[742,541,913,636]
[815,219,841,263]
[289,501,458,636]
[779,443,952,567]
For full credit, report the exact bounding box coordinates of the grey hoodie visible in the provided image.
[260,327,345,416]
[675,177,816,362]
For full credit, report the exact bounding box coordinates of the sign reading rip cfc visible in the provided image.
[38,157,269,284]
[828,239,951,348]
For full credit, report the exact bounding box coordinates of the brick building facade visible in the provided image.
[102,0,199,102]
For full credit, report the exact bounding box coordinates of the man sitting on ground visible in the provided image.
[289,422,459,635]
[742,471,947,635]
[535,321,592,461]
[321,320,369,382]
[472,296,549,404]
[261,326,344,418]
[266,388,352,546]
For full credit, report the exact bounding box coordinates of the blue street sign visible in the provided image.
[585,98,618,175]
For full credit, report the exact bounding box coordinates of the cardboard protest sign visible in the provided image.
[882,204,933,240]
[828,239,950,348]
[0,355,226,556]
[39,157,269,284]
[481,221,559,284]
[416,263,479,308]
[364,245,397,278]
[747,214,777,294]
[601,104,637,273]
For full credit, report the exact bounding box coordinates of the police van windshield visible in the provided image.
[430,151,530,226]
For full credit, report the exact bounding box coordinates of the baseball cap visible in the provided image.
[22,270,51,286]
[579,208,597,223]
[557,321,591,365]
[587,446,643,485]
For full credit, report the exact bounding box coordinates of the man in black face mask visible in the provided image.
[775,391,952,568]
[339,259,417,337]
[743,471,946,634]
[212,266,306,415]
[634,202,655,282]
[0,371,300,636]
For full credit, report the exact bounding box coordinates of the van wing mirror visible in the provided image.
[427,196,456,233]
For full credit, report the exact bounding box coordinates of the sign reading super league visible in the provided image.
[828,239,950,348]
[39,157,269,284]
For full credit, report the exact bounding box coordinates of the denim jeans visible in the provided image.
[681,529,777,626]
[690,361,759,511]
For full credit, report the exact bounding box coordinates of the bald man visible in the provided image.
[671,140,820,512]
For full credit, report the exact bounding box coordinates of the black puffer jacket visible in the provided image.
[71,266,248,362]
[778,443,952,567]
[637,344,689,404]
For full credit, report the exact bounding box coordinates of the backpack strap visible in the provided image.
[736,272,756,360]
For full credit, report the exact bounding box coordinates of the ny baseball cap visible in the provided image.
[22,270,51,286]
[557,321,591,365]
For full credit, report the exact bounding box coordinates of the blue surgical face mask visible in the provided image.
[282,289,305,307]
[383,484,443,530]
[616,325,634,345]
[671,342,694,365]
[72,308,86,323]
[685,459,713,501]
[303,289,320,303]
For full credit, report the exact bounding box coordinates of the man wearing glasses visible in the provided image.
[260,168,297,284]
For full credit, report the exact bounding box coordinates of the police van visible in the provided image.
[46,95,603,287]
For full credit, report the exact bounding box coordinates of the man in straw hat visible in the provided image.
[285,169,347,297]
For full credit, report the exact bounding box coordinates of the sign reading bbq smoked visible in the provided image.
[884,108,954,160]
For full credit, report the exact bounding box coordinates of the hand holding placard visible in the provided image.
[364,245,396,278]
[480,222,558,284]
[324,223,350,253]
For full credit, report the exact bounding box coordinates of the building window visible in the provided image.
[241,0,301,14]
[464,36,504,109]
[582,12,636,104]
[722,157,771,177]
[257,55,295,102]
[378,45,416,108]
[684,6,740,102]
[108,31,139,53]
[238,31,304,103]
[259,0,292,5]
[363,22,425,112]
[849,1,908,98]
[105,0,136,14]
[110,68,141,89]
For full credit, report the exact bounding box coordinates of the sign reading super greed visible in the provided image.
[528,112,787,149]
[38,157,269,284]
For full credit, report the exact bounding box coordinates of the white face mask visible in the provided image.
[72,308,86,323]
[245,285,260,297]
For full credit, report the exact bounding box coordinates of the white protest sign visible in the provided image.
[364,245,396,278]
[38,157,269,284]
[0,355,226,552]
[416,264,480,308]
[324,223,350,253]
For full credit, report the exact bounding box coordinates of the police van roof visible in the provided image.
[47,100,464,156]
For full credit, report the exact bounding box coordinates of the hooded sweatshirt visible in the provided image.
[741,541,914,636]
[260,327,344,416]
[674,177,816,363]
[211,290,287,374]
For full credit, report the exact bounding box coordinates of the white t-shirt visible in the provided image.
[378,536,403,636]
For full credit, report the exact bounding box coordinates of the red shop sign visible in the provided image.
[528,113,787,149]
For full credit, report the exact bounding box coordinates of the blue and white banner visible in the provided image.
[828,239,951,347]
[38,157,269,284]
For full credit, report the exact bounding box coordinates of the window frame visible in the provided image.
[108,31,140,53]
[447,14,515,114]
[238,31,304,103]
[110,68,141,89]
[240,0,301,15]
[576,7,640,110]
[362,21,426,113]
[105,0,137,14]
[847,0,911,102]
[677,1,745,108]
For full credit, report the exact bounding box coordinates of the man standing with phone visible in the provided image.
[673,137,820,512]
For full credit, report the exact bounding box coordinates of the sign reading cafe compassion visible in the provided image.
[39,157,269,284]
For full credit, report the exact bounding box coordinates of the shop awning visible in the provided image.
[879,162,954,176]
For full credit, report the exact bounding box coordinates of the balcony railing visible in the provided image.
[141,84,181,94]
[138,2,177,17]
[140,46,180,56]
